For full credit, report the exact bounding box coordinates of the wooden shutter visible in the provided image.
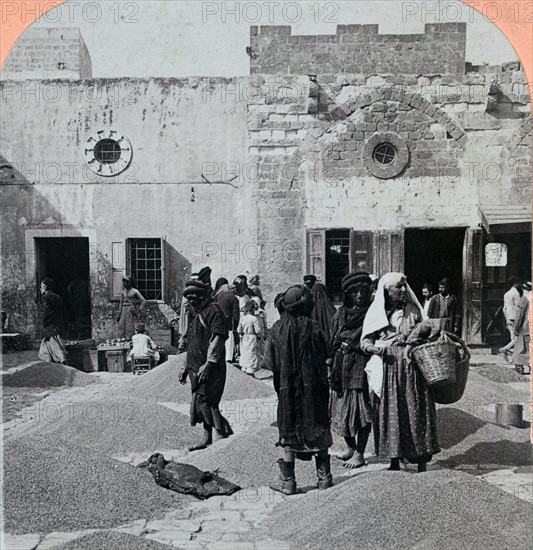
[463,228,483,344]
[306,229,326,282]
[373,231,404,276]
[160,237,166,302]
[111,241,126,300]
[349,231,374,273]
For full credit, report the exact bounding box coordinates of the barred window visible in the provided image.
[127,238,165,300]
[325,229,350,301]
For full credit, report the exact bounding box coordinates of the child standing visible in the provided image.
[128,323,160,369]
[252,296,268,361]
[237,301,262,375]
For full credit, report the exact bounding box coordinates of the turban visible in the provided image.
[183,280,211,298]
[341,272,372,292]
[303,274,317,282]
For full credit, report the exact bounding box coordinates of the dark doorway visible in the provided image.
[325,229,350,302]
[35,237,91,339]
[404,228,466,305]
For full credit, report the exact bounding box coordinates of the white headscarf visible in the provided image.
[362,272,426,339]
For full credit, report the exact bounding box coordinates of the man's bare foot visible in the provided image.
[335,448,355,461]
[343,453,366,469]
[188,434,212,452]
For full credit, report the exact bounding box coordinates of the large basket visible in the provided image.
[430,350,470,405]
[412,333,457,387]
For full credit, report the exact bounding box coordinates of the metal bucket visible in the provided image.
[495,404,523,427]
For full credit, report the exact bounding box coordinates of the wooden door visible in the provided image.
[349,231,374,273]
[306,229,326,282]
[462,228,483,344]
[373,231,404,276]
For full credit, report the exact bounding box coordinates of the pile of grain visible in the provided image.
[129,355,275,402]
[266,470,533,549]
[2,363,99,388]
[477,365,528,384]
[56,532,171,550]
[3,435,185,534]
[15,397,200,455]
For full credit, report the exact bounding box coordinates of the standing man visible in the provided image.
[38,278,68,364]
[421,283,434,317]
[303,274,336,340]
[214,278,240,363]
[427,278,461,335]
[499,276,523,361]
[178,267,212,353]
[179,280,233,451]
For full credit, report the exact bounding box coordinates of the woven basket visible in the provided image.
[430,352,470,405]
[412,333,457,387]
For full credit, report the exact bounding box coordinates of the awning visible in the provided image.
[478,205,531,234]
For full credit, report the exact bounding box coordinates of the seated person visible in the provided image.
[128,323,160,369]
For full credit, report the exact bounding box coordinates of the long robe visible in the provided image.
[186,299,232,436]
[361,303,440,463]
[310,283,336,340]
[262,312,332,454]
[329,304,372,437]
[39,291,68,364]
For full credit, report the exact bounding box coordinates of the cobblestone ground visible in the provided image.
[1,350,531,550]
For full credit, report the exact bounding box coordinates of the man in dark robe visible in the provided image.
[427,278,461,335]
[303,274,337,340]
[328,272,373,469]
[179,280,233,451]
[178,267,213,353]
[262,285,333,495]
[214,277,240,363]
[38,278,68,364]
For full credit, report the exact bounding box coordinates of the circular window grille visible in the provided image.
[84,130,132,176]
[362,133,409,179]
[373,143,396,165]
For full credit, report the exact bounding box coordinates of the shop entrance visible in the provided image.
[35,237,91,339]
[404,228,466,305]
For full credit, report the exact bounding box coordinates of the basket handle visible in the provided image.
[441,331,471,360]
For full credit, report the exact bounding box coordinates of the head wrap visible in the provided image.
[438,278,450,287]
[41,277,54,290]
[284,285,314,317]
[249,275,260,286]
[183,280,211,298]
[198,266,212,283]
[135,323,145,333]
[341,272,372,293]
[362,272,426,339]
[122,276,132,285]
[214,277,229,293]
[303,274,317,283]
[274,292,286,314]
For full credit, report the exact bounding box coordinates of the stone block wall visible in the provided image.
[250,23,466,75]
[1,27,92,79]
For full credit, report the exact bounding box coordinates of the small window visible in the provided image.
[94,139,121,165]
[127,238,165,301]
[325,229,350,301]
[57,62,65,70]
[373,143,396,165]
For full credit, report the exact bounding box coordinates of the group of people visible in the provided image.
[177,268,449,494]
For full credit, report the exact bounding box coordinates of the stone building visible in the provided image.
[0,24,531,345]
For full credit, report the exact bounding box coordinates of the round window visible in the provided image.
[362,133,409,179]
[84,130,133,176]
[373,143,396,165]
[94,139,122,165]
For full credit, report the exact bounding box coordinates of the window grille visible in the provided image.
[127,238,164,300]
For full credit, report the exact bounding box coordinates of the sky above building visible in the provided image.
[28,0,519,77]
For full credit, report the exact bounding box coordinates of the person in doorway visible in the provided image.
[421,283,434,316]
[117,276,146,340]
[38,278,68,364]
[427,278,461,336]
[179,280,233,451]
[303,274,337,340]
[214,277,240,363]
[237,300,262,376]
[328,272,373,469]
[262,285,333,495]
[128,323,160,369]
[513,281,530,375]
[499,276,523,362]
[178,267,212,353]
[361,273,440,473]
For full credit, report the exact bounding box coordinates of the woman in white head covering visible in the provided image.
[361,273,440,473]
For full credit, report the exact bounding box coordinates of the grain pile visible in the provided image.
[56,532,172,550]
[266,470,533,549]
[129,355,275,402]
[3,435,185,534]
[477,365,528,384]
[2,363,99,388]
[12,397,200,455]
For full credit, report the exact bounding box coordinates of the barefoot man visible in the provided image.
[328,272,373,469]
[179,280,233,451]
